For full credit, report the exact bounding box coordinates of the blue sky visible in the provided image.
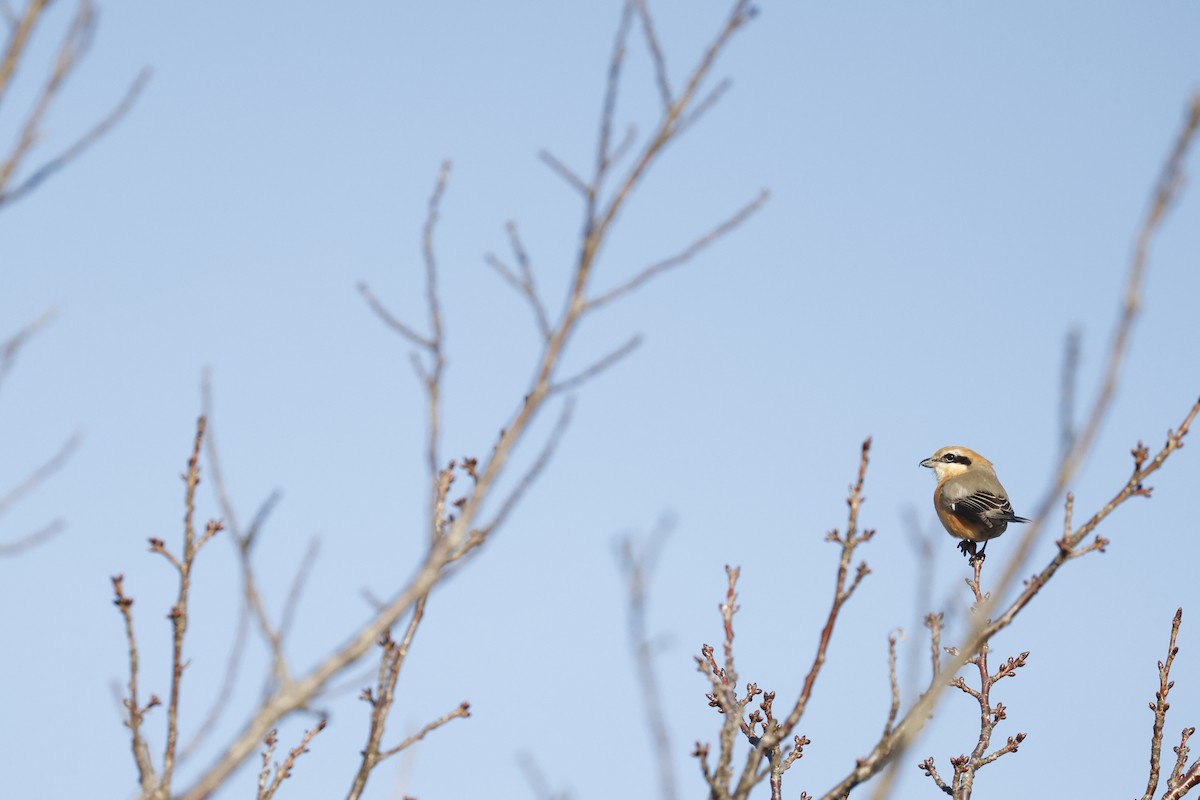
[2,2,1199,798]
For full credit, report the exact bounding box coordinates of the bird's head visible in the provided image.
[920,446,990,480]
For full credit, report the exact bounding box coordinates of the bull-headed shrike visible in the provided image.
[920,446,1030,560]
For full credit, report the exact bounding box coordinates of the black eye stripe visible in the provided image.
[943,453,972,466]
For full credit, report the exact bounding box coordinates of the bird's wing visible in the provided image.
[940,482,1022,526]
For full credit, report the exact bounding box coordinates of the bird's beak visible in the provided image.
[919,457,935,468]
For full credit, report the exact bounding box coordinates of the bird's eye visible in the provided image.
[942,454,957,463]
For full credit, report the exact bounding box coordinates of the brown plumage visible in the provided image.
[919,445,1029,560]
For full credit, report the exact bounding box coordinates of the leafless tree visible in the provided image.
[109,2,767,798]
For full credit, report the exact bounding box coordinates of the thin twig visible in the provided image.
[356,282,434,348]
[633,0,672,109]
[485,221,552,339]
[618,518,679,800]
[0,67,151,207]
[0,517,64,555]
[0,0,50,109]
[1142,608,1185,800]
[1058,328,1081,461]
[0,308,56,399]
[586,189,769,312]
[112,574,159,794]
[0,0,94,198]
[474,398,575,541]
[162,418,223,792]
[538,149,590,196]
[378,701,471,759]
[256,721,325,800]
[549,335,642,395]
[0,433,79,517]
[1170,727,1196,787]
[882,631,901,738]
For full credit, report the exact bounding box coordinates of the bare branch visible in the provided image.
[256,721,325,800]
[162,417,221,791]
[1165,761,1200,800]
[356,282,434,349]
[0,436,79,518]
[112,573,159,795]
[674,77,733,138]
[882,630,901,738]
[0,517,64,555]
[475,398,575,541]
[618,518,679,800]
[538,148,590,196]
[586,189,769,312]
[1058,327,1081,460]
[278,538,320,646]
[925,612,943,683]
[485,221,551,339]
[0,67,151,208]
[549,334,642,395]
[203,378,292,697]
[1142,608,1185,800]
[1171,727,1197,788]
[0,308,56,399]
[0,0,96,199]
[595,0,635,187]
[346,596,432,800]
[0,0,50,107]
[378,701,470,760]
[917,757,952,796]
[633,0,672,109]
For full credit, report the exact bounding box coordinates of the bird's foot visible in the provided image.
[957,540,978,560]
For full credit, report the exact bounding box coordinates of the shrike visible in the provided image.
[920,446,1030,560]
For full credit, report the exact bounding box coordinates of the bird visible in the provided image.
[919,446,1030,561]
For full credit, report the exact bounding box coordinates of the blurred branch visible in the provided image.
[0,0,149,207]
[0,67,150,207]
[0,0,50,108]
[0,432,79,524]
[1057,327,1081,460]
[0,517,63,555]
[203,375,294,707]
[881,630,901,739]
[585,189,769,312]
[486,221,552,340]
[617,516,678,800]
[548,335,642,395]
[358,159,450,542]
[2,429,79,511]
[0,312,77,557]
[0,308,55,399]
[632,0,672,110]
[518,752,574,800]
